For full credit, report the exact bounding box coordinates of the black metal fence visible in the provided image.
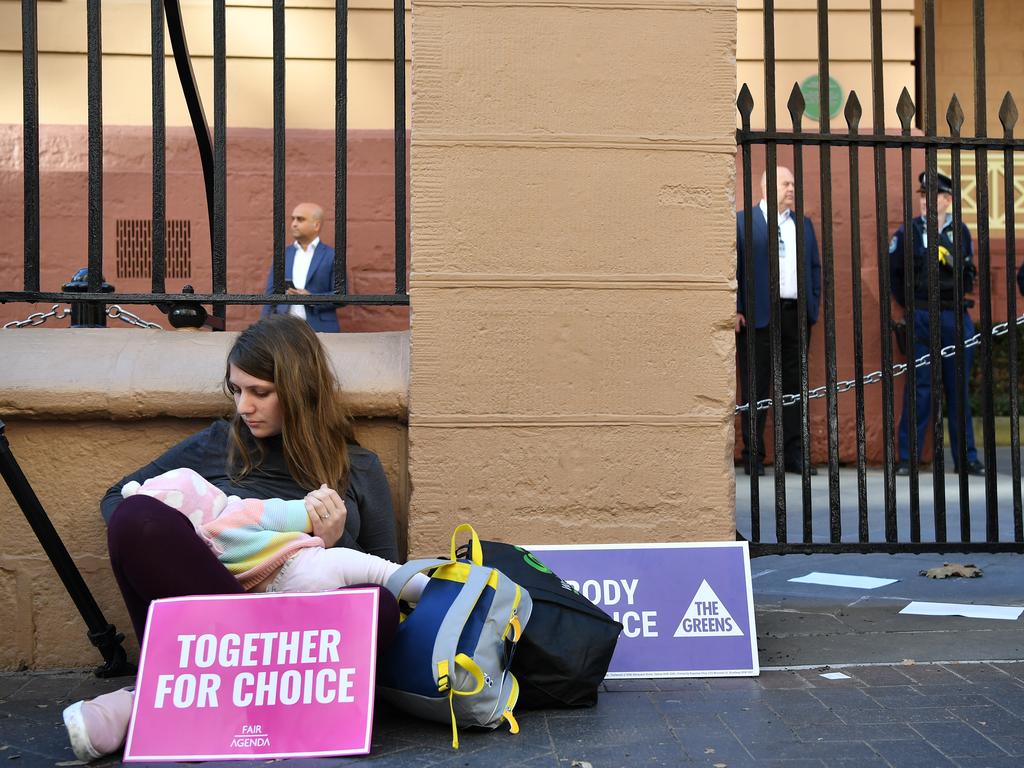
[6,0,409,329]
[737,0,1023,555]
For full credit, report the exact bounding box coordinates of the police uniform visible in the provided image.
[889,171,982,475]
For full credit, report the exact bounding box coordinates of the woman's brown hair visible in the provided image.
[224,314,356,490]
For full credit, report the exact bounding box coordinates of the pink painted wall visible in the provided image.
[0,125,408,332]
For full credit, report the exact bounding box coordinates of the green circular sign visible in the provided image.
[800,74,844,121]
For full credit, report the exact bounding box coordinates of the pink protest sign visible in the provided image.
[124,589,379,762]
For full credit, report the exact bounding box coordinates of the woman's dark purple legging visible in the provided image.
[107,495,398,650]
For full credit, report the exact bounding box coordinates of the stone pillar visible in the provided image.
[408,0,738,552]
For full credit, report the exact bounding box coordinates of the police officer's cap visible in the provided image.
[917,171,954,196]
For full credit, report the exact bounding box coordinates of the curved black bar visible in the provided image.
[0,421,135,677]
[163,0,215,238]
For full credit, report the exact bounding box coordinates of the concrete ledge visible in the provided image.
[0,329,409,420]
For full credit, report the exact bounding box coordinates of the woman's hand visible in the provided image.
[304,484,348,547]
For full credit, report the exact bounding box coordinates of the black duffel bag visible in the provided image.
[460,539,623,709]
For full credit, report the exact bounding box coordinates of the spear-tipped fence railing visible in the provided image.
[736,0,1024,556]
[6,0,409,327]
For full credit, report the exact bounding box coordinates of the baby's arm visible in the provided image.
[219,487,344,538]
[233,497,315,535]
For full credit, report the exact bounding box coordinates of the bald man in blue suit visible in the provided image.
[261,202,341,332]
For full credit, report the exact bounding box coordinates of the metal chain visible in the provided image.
[735,312,1024,414]
[2,304,70,329]
[3,304,163,330]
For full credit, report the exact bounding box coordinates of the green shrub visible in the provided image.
[970,323,1024,417]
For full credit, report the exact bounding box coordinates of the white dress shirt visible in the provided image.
[288,236,319,320]
[759,199,798,300]
[920,213,954,248]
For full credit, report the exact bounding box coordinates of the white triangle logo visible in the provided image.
[673,579,743,637]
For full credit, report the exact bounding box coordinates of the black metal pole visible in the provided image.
[763,0,787,541]
[923,0,947,541]
[737,85,760,542]
[789,84,813,539]
[0,422,134,677]
[22,0,40,293]
[335,0,349,296]
[272,0,286,296]
[152,0,167,296]
[973,0,999,538]
[845,91,869,542]
[393,0,407,295]
[870,0,897,540]
[817,0,841,542]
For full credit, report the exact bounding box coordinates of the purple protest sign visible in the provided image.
[125,589,379,761]
[527,542,758,678]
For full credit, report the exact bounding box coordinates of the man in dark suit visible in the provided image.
[736,166,822,475]
[890,171,982,476]
[261,202,341,332]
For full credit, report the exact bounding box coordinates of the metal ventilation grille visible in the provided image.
[116,219,191,279]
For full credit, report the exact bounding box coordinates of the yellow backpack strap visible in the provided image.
[503,710,520,734]
[436,660,460,749]
[437,659,451,693]
[450,523,483,565]
[502,675,522,734]
[506,613,523,641]
[450,654,485,696]
[437,654,485,749]
[448,691,459,749]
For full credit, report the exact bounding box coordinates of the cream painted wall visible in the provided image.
[737,0,915,129]
[928,0,1024,137]
[407,0,739,554]
[0,0,410,129]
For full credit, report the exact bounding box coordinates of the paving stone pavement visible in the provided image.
[3,660,1024,767]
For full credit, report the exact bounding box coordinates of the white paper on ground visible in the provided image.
[899,601,1024,621]
[820,672,851,680]
[788,572,899,590]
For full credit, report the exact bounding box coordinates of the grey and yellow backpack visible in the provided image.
[378,524,533,748]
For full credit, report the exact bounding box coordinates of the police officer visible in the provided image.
[890,171,984,476]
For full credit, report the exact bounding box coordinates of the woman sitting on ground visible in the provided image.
[63,314,409,762]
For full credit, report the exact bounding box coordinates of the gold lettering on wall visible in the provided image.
[938,151,1024,237]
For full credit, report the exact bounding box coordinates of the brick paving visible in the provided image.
[3,661,1024,767]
